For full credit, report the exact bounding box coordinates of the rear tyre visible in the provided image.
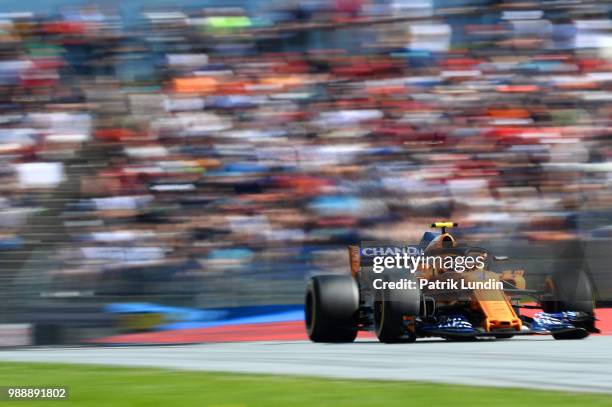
[305,274,359,343]
[374,273,420,343]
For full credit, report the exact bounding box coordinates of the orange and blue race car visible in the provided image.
[305,222,599,343]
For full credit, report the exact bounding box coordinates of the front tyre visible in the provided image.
[494,334,514,339]
[542,267,597,333]
[542,269,594,315]
[305,274,359,343]
[553,329,589,340]
[495,307,520,339]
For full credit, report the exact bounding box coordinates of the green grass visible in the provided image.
[0,362,611,407]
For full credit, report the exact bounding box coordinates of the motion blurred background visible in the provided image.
[0,0,610,345]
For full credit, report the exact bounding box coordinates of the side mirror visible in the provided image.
[494,256,509,262]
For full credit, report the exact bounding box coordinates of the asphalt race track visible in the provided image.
[1,336,612,394]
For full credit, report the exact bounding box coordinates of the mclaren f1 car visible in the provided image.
[305,222,598,343]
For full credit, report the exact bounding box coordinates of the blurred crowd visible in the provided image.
[0,0,611,301]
